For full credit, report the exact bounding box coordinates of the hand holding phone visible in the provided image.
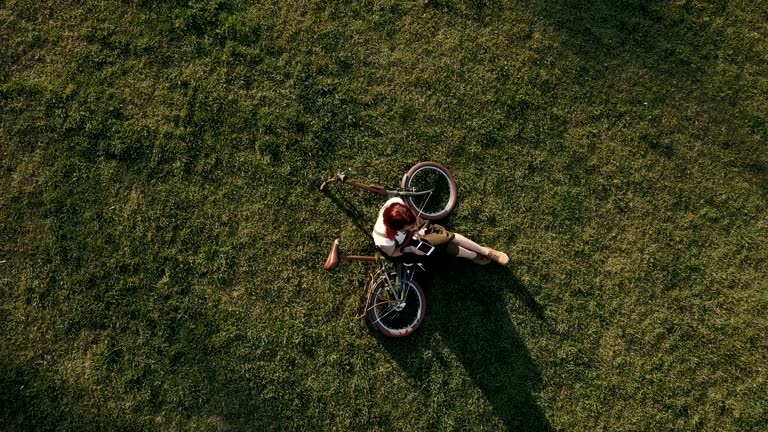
[414,240,435,256]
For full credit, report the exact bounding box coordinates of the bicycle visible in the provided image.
[324,238,427,337]
[321,161,458,337]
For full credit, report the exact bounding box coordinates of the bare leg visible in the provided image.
[456,246,478,260]
[452,233,491,256]
[456,246,491,265]
[453,233,508,265]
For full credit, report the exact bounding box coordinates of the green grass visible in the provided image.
[1,0,767,430]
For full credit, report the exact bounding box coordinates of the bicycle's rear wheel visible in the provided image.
[366,274,426,338]
[401,162,458,221]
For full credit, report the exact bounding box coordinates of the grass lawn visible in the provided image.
[1,0,766,430]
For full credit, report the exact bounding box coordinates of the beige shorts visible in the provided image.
[417,218,459,256]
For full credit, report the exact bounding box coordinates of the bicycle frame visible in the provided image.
[320,172,434,199]
[364,260,419,318]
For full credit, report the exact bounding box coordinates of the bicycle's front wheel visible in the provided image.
[401,162,458,221]
[366,274,426,338]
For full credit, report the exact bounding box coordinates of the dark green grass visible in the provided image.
[1,0,766,430]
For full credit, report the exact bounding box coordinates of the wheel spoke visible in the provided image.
[407,167,452,216]
[372,302,401,325]
[367,272,425,337]
[370,299,396,311]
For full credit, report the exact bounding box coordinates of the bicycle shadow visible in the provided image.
[321,187,377,240]
[377,261,553,431]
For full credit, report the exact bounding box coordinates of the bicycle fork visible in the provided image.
[391,263,422,309]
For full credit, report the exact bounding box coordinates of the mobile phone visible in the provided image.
[415,240,435,256]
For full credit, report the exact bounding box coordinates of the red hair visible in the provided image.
[382,203,416,239]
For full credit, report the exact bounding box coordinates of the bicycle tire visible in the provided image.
[366,273,426,338]
[400,161,458,221]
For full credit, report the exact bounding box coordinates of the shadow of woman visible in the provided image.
[376,260,553,431]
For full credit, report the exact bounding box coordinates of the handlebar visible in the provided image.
[320,177,336,191]
[320,172,347,191]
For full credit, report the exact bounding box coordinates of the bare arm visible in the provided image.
[379,243,399,257]
[379,242,425,258]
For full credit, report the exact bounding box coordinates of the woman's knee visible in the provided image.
[444,242,460,257]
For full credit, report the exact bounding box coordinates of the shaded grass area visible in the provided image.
[1,0,766,430]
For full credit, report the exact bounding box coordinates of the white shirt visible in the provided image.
[372,197,408,250]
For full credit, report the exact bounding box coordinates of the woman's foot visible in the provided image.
[486,249,509,265]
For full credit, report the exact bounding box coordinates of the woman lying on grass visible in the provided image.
[372,197,509,265]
